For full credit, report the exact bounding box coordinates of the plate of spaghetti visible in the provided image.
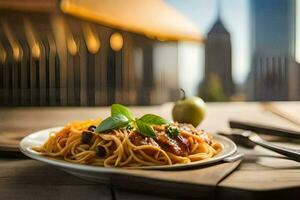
[20,104,236,179]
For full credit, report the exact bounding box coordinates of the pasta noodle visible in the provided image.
[32,120,222,168]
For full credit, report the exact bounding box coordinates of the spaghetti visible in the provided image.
[32,120,222,168]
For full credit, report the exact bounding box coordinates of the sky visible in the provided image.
[166,0,250,84]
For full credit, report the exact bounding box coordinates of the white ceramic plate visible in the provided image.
[20,127,237,183]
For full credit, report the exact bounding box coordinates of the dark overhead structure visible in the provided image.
[0,0,202,106]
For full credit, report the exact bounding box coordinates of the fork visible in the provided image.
[220,131,300,162]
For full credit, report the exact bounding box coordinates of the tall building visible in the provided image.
[200,16,234,100]
[247,0,297,101]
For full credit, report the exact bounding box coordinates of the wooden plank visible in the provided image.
[218,143,300,190]
[86,53,96,106]
[39,45,47,106]
[67,54,75,105]
[0,102,300,199]
[20,47,30,105]
[215,102,300,199]
[109,161,240,199]
[0,185,111,200]
[79,38,87,106]
[97,29,109,105]
[59,55,68,106]
[216,186,300,200]
[0,103,299,143]
[219,169,300,190]
[1,102,298,133]
[11,62,19,105]
[48,35,57,106]
[3,63,11,105]
[94,48,102,105]
[0,62,3,105]
[0,159,238,199]
[263,102,300,126]
[0,0,58,12]
[114,188,178,200]
[0,159,112,200]
[30,58,38,105]
[201,102,300,133]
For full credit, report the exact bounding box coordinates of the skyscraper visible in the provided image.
[200,16,234,100]
[247,0,297,101]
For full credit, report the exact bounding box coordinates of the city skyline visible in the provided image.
[167,0,250,85]
[247,0,298,101]
[168,0,300,85]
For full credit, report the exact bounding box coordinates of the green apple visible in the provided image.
[172,96,206,127]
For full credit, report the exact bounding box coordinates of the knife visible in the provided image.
[229,120,300,139]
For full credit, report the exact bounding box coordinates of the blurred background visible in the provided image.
[0,0,299,106]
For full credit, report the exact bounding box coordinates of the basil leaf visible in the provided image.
[95,114,129,133]
[167,125,179,137]
[139,114,169,125]
[136,119,156,138]
[111,104,134,121]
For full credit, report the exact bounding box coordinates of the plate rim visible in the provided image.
[20,127,237,172]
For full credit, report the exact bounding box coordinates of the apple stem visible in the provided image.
[180,88,186,100]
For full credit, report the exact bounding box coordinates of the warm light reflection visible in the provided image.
[110,32,123,51]
[60,0,202,42]
[51,16,67,59]
[0,43,6,63]
[82,24,100,54]
[24,19,41,59]
[67,36,78,55]
[2,20,23,61]
[47,35,57,55]
[31,43,41,59]
[12,47,23,61]
[87,36,100,53]
[66,23,78,56]
[157,37,166,42]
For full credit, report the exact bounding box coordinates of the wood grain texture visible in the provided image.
[0,0,58,12]
[0,159,112,200]
[108,160,240,199]
[219,145,300,190]
[113,189,175,200]
[0,158,239,199]
[0,102,300,200]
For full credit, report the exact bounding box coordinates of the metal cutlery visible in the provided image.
[229,120,300,139]
[219,131,300,162]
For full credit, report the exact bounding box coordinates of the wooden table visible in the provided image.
[0,102,300,200]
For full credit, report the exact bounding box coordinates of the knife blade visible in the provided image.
[229,120,300,139]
